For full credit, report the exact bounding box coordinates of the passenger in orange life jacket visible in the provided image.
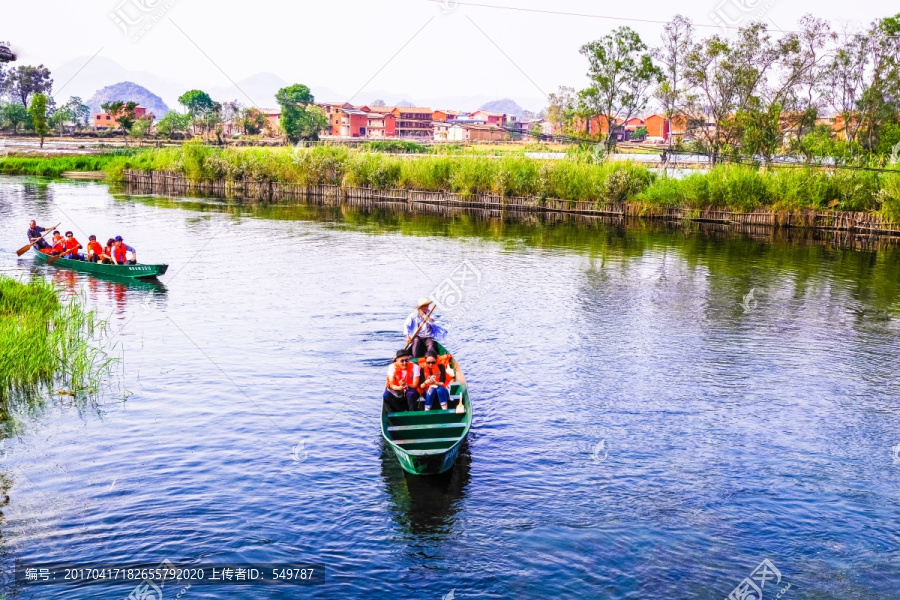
[86,235,106,263]
[112,236,137,264]
[417,351,455,410]
[62,231,84,260]
[49,231,66,255]
[383,348,421,413]
[103,238,118,264]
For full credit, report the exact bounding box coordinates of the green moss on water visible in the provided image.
[0,275,114,426]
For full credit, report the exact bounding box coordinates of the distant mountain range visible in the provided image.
[50,55,546,117]
[87,82,169,118]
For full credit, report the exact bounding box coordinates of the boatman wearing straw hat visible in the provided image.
[404,297,448,358]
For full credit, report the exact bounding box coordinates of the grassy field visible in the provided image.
[0,276,114,428]
[99,143,900,216]
[0,149,140,177]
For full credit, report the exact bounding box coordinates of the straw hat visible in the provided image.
[415,297,433,309]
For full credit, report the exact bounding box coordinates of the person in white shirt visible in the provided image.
[404,298,447,358]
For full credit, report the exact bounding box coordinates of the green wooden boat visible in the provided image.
[381,343,472,475]
[33,248,168,280]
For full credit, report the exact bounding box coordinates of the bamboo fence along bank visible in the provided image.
[122,169,900,236]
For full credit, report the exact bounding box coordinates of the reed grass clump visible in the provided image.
[102,144,900,216]
[0,276,114,423]
[0,151,138,177]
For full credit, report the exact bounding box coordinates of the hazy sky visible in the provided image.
[3,0,894,110]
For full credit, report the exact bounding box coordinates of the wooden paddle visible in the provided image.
[16,222,60,256]
[46,251,69,265]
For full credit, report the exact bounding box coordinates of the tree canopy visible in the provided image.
[275,84,327,142]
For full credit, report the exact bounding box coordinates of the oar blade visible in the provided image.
[16,244,33,256]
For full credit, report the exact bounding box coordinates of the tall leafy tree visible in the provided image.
[577,27,661,154]
[855,14,900,152]
[101,100,140,142]
[241,107,267,135]
[545,86,577,136]
[156,110,191,138]
[685,23,789,164]
[50,105,72,136]
[275,84,327,142]
[27,92,50,148]
[652,15,695,149]
[1,102,27,133]
[177,89,215,115]
[63,96,91,128]
[177,89,216,134]
[4,64,52,106]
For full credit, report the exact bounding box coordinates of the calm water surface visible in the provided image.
[1,176,899,599]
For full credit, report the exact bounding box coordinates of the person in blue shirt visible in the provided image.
[404,298,447,358]
[113,236,138,264]
[26,220,51,250]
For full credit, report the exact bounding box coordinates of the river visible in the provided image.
[1,175,899,599]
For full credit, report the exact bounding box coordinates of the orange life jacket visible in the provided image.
[104,245,115,259]
[87,241,103,257]
[51,241,66,254]
[417,356,453,390]
[113,244,128,262]
[64,238,81,254]
[388,363,417,388]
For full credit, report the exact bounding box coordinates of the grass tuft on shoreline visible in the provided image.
[0,275,114,427]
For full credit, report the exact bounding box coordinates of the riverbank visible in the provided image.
[3,143,900,223]
[0,276,112,428]
[103,144,900,216]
